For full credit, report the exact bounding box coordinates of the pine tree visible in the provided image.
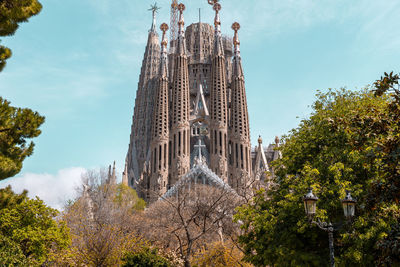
[0,0,42,71]
[0,97,45,180]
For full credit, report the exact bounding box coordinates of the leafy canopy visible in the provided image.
[0,186,70,265]
[235,73,400,266]
[0,97,45,180]
[0,0,42,71]
[122,248,173,267]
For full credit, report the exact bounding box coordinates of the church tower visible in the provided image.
[209,2,229,181]
[148,23,170,201]
[228,22,251,189]
[125,1,281,203]
[126,6,160,187]
[169,4,191,184]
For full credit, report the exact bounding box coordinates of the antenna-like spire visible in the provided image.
[148,3,161,32]
[175,3,187,55]
[232,22,241,56]
[213,3,222,36]
[232,22,243,77]
[160,23,169,51]
[177,3,185,37]
[170,0,179,41]
[209,0,223,56]
[160,23,169,76]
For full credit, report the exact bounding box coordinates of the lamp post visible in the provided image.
[303,188,356,267]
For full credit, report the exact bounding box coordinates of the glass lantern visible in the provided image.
[303,188,318,217]
[341,190,356,219]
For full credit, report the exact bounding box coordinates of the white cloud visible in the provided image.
[0,167,86,211]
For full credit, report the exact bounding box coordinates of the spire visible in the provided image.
[211,1,224,56]
[273,136,282,161]
[232,22,243,77]
[149,3,160,33]
[208,0,228,181]
[128,4,161,183]
[160,23,169,77]
[176,3,186,55]
[228,21,251,185]
[122,159,129,186]
[213,3,221,36]
[170,2,191,184]
[146,22,171,201]
[112,161,116,182]
[170,0,179,41]
[254,136,269,180]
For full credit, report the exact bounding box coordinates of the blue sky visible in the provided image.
[1,0,399,208]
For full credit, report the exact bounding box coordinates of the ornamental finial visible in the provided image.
[213,3,221,27]
[160,23,169,46]
[232,22,240,46]
[178,3,185,13]
[177,3,185,36]
[275,136,280,145]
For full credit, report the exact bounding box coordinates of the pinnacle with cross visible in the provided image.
[194,139,206,164]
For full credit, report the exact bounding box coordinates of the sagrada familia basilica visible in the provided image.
[122,0,281,202]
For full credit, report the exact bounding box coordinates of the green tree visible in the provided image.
[0,186,70,265]
[0,97,45,180]
[235,74,400,266]
[122,248,173,267]
[0,0,42,71]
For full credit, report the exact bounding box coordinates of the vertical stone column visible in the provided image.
[149,23,170,202]
[209,3,228,181]
[228,22,251,190]
[169,4,191,184]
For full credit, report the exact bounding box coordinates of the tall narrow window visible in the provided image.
[154,148,157,173]
[214,130,217,154]
[183,130,186,155]
[235,143,238,168]
[169,141,172,165]
[240,144,244,168]
[173,135,176,159]
[164,143,167,168]
[245,147,248,171]
[219,131,222,155]
[159,145,162,170]
[224,133,227,158]
[178,131,181,156]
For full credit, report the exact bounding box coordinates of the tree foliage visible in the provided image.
[54,169,147,266]
[191,241,252,267]
[0,97,45,180]
[122,247,173,267]
[0,0,42,71]
[235,73,400,266]
[0,185,70,265]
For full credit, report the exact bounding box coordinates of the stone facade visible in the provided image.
[124,2,280,202]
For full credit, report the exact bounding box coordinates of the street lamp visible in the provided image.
[341,190,356,219]
[303,188,318,218]
[303,188,357,267]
